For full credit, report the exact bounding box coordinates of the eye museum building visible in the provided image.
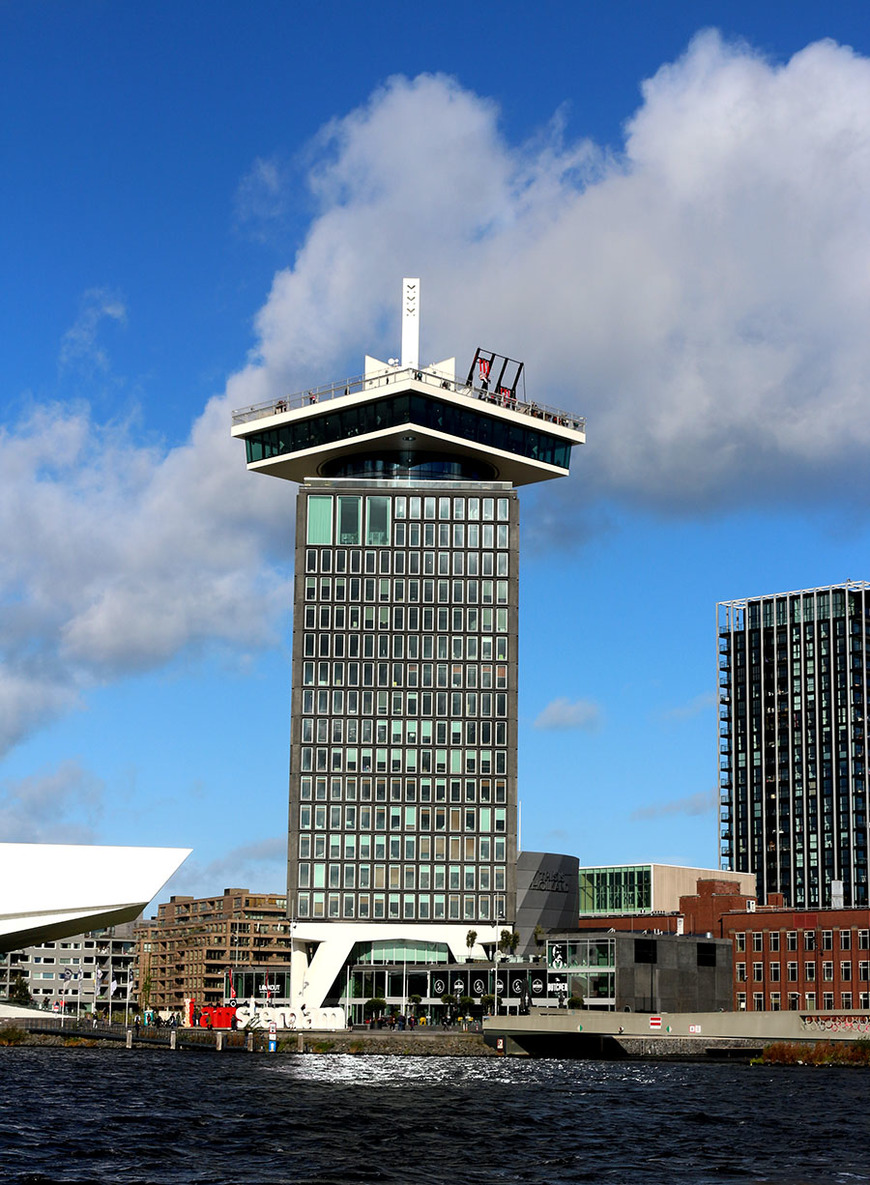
[231,281,586,1022]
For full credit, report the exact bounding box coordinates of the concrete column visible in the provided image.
[170,1030,177,1050]
[216,1031,224,1052]
[126,1030,133,1049]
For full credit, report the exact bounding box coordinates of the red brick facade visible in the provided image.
[721,909,870,1012]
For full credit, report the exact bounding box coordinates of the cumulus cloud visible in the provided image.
[631,788,718,821]
[58,288,127,378]
[0,761,105,842]
[534,696,602,731]
[235,35,870,513]
[6,31,870,753]
[158,835,287,902]
[0,384,293,754]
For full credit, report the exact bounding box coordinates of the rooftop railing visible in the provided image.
[231,365,585,435]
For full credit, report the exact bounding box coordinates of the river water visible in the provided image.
[0,1049,866,1184]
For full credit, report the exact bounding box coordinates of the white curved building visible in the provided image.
[0,843,190,953]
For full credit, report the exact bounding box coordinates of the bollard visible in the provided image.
[297,1032,304,1054]
[246,1031,254,1053]
[216,1031,223,1052]
[170,1030,177,1051]
[126,1030,133,1049]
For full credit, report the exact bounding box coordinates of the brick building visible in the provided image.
[134,889,293,1011]
[721,908,870,1013]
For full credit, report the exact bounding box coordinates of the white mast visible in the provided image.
[401,277,419,369]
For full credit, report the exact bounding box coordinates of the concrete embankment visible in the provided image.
[0,1020,495,1057]
[280,1030,495,1056]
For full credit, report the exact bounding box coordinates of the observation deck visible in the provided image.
[231,358,585,487]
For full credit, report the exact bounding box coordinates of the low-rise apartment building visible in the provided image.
[134,888,293,1011]
[0,922,136,1012]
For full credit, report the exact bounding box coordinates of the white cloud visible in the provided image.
[157,835,286,902]
[235,36,870,513]
[0,760,104,842]
[6,32,870,753]
[534,696,601,731]
[58,288,127,378]
[0,385,293,753]
[631,788,718,821]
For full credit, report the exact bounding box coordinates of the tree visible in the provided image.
[480,993,495,1015]
[499,929,520,958]
[440,992,457,1021]
[458,995,475,1016]
[409,993,422,1017]
[8,975,31,1007]
[465,929,478,958]
[364,997,387,1020]
[533,924,546,952]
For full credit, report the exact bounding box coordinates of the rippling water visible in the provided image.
[0,1049,866,1184]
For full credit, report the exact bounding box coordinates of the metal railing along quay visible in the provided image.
[14,1016,254,1051]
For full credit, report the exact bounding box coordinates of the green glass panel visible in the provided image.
[307,495,333,545]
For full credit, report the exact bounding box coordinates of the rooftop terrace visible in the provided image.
[231,364,585,436]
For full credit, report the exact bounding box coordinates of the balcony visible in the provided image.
[231,365,584,435]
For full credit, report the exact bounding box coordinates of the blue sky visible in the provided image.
[3,1,870,903]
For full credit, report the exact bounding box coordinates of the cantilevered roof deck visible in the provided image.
[231,363,585,487]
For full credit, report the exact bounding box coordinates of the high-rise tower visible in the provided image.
[718,582,870,910]
[232,280,584,1014]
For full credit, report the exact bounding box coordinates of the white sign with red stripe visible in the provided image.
[649,1015,662,1029]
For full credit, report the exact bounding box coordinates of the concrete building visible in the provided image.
[577,863,756,920]
[515,851,580,957]
[718,582,870,909]
[231,279,585,1015]
[0,922,136,1014]
[546,931,733,1013]
[134,889,293,1012]
[571,872,870,1015]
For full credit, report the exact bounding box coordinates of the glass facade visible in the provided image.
[547,936,615,1005]
[244,392,572,471]
[719,584,870,909]
[288,482,519,926]
[578,866,653,915]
